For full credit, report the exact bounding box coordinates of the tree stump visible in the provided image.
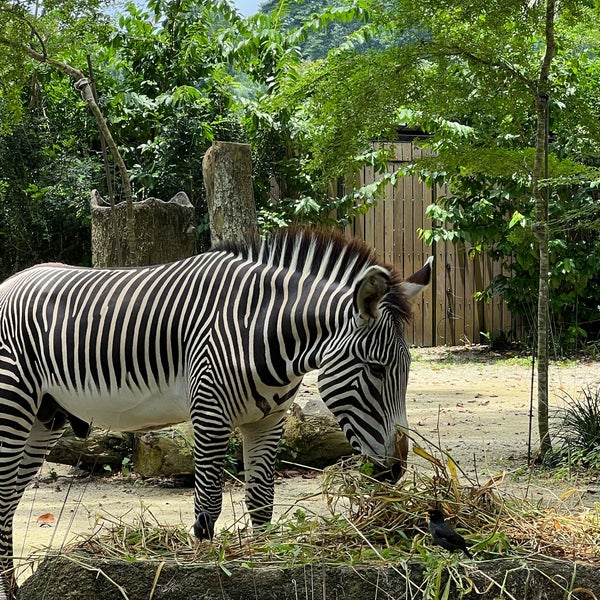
[202,141,257,245]
[90,190,196,267]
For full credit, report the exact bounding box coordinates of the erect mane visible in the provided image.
[210,227,412,323]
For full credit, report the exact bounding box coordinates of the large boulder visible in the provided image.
[132,423,195,477]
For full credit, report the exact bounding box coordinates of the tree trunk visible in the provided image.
[46,429,134,472]
[203,141,257,245]
[532,0,556,459]
[90,190,196,268]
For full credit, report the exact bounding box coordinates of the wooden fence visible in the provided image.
[345,142,521,347]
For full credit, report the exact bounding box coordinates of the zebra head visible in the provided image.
[318,256,433,480]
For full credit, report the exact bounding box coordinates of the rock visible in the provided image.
[280,406,354,469]
[132,423,195,477]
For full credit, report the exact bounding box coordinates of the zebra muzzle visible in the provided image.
[392,430,408,480]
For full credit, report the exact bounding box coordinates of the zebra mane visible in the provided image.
[211,227,412,323]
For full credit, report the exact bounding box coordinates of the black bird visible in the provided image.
[428,508,472,558]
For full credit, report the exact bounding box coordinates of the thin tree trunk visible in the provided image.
[87,54,122,266]
[532,0,556,458]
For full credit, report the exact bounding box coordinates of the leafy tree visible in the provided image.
[0,0,112,276]
[225,0,377,225]
[273,0,600,456]
[0,0,250,270]
[258,0,366,59]
[0,116,97,277]
[103,0,244,209]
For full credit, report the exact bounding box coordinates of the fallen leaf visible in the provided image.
[37,513,55,527]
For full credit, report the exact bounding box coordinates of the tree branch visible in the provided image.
[444,46,537,95]
[0,6,47,58]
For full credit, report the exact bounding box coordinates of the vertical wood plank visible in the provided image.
[344,140,522,347]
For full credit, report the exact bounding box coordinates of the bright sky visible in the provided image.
[234,0,262,16]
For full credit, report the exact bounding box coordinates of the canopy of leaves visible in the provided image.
[286,1,600,182]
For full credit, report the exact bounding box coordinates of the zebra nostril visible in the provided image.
[390,461,404,481]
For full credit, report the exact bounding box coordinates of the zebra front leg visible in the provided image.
[239,412,285,530]
[190,413,232,540]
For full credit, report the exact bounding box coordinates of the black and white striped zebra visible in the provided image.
[0,228,431,596]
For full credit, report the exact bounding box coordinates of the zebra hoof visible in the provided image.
[193,513,215,540]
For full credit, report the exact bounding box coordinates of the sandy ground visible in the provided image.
[13,347,600,583]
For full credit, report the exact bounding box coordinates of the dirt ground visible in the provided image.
[13,346,600,584]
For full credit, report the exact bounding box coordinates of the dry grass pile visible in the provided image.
[68,441,600,569]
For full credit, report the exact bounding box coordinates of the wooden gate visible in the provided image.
[345,142,520,347]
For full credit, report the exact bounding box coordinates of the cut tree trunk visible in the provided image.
[202,141,257,245]
[90,190,196,267]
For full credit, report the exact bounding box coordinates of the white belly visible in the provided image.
[48,377,190,432]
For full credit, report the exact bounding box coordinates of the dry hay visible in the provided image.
[64,440,600,570]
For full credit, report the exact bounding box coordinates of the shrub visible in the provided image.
[549,385,600,470]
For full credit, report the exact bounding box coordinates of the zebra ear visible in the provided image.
[400,255,434,300]
[354,266,390,320]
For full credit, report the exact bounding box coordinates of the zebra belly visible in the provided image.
[46,379,190,432]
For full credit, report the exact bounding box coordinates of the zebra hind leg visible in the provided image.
[239,413,285,531]
[0,416,66,599]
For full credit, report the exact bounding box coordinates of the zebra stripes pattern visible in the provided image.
[0,227,431,597]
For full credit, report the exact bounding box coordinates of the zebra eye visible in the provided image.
[367,363,386,379]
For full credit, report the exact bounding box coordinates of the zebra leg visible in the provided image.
[0,438,23,600]
[190,413,232,540]
[0,417,65,599]
[239,412,285,530]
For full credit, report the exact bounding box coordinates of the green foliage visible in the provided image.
[258,0,372,60]
[103,0,245,210]
[417,165,600,347]
[0,0,252,271]
[260,0,600,346]
[0,115,96,279]
[548,386,600,471]
[0,0,113,276]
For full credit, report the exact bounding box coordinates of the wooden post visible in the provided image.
[203,141,257,245]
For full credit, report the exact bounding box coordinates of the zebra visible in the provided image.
[0,227,431,596]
